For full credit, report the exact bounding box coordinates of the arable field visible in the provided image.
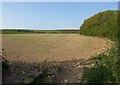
[2,34,112,63]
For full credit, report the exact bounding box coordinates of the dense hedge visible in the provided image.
[80,10,120,83]
[80,10,118,41]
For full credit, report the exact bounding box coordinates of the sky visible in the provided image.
[2,2,118,30]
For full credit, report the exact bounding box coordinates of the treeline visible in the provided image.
[1,29,33,34]
[80,10,120,83]
[2,29,80,34]
[80,10,118,41]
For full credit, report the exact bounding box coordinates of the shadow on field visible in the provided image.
[2,61,51,84]
[2,48,118,84]
[2,49,52,84]
[2,59,118,84]
[2,59,86,84]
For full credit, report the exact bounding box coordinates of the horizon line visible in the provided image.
[1,28,80,30]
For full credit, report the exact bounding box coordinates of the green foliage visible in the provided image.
[80,10,120,83]
[2,29,34,34]
[82,66,116,84]
[81,47,119,84]
[80,10,118,41]
[2,29,80,34]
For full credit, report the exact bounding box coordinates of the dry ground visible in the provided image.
[2,34,113,83]
[2,34,112,63]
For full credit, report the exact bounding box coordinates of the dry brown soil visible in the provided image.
[2,34,113,83]
[2,34,112,63]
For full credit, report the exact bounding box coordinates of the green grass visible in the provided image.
[1,29,33,34]
[2,29,80,34]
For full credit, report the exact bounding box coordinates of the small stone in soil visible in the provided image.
[64,79,68,83]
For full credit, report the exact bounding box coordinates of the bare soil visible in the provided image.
[3,34,112,63]
[2,34,113,83]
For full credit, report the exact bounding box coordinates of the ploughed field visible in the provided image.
[2,34,112,63]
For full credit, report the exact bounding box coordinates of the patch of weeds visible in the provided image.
[81,46,119,84]
[81,65,116,84]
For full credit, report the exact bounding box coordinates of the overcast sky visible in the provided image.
[2,2,118,30]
